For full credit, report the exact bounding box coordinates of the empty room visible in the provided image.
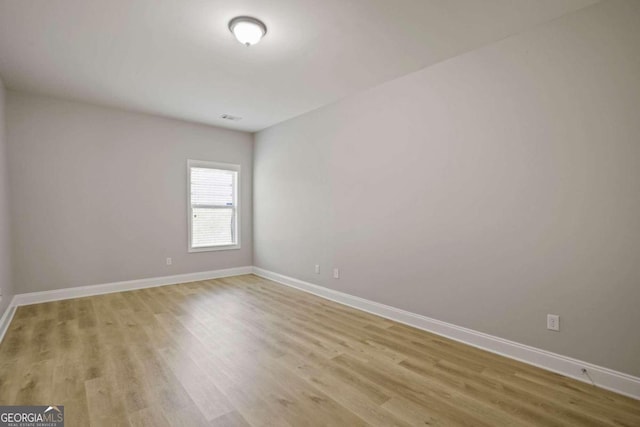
[0,0,639,426]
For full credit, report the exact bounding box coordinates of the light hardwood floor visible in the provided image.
[0,274,638,426]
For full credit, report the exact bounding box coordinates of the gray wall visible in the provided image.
[0,75,13,317]
[254,0,640,376]
[7,92,253,294]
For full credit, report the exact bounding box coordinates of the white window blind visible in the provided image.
[188,161,240,251]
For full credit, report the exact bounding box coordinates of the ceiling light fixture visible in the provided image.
[228,16,267,46]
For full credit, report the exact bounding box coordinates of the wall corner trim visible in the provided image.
[252,266,640,400]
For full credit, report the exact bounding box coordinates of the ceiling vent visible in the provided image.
[220,114,242,121]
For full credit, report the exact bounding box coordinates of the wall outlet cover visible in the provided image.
[547,314,560,331]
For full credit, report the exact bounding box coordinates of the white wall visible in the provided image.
[7,92,253,294]
[254,0,640,376]
[0,75,13,318]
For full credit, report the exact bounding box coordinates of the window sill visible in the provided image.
[189,244,241,253]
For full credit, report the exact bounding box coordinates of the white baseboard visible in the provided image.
[252,267,640,400]
[0,301,17,344]
[2,264,638,400]
[11,266,253,306]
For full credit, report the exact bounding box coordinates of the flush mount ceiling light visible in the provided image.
[228,16,267,46]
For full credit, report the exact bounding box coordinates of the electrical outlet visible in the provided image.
[166,257,172,266]
[315,264,320,274]
[547,314,560,331]
[333,268,340,279]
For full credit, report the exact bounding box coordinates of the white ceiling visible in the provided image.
[0,0,597,132]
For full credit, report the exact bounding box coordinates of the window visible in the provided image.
[188,160,240,252]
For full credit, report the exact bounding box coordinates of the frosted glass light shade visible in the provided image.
[229,17,267,46]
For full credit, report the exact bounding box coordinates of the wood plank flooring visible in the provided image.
[0,274,638,426]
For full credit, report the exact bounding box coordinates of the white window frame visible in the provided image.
[187,159,241,252]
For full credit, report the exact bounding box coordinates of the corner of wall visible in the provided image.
[0,72,16,323]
